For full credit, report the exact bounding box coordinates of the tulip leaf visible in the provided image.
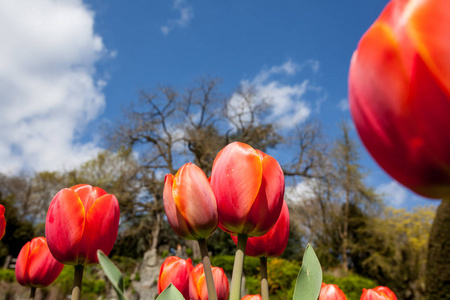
[292,244,322,300]
[156,283,185,300]
[97,250,127,300]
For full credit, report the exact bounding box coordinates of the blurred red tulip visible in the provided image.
[349,0,450,198]
[45,184,120,265]
[158,256,194,299]
[164,163,218,240]
[189,263,229,300]
[15,237,64,288]
[210,142,285,236]
[320,283,347,300]
[0,204,5,240]
[231,200,289,257]
[241,295,262,300]
[360,286,397,300]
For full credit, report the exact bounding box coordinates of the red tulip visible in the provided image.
[15,237,64,288]
[210,142,285,236]
[241,295,262,300]
[189,263,229,300]
[360,286,397,300]
[0,204,5,240]
[45,184,120,265]
[158,256,194,299]
[349,0,450,198]
[320,283,347,300]
[231,200,289,257]
[164,163,218,240]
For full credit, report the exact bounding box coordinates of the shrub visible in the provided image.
[212,255,260,276]
[244,258,300,300]
[0,269,15,283]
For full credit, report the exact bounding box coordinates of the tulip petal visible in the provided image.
[407,54,450,196]
[173,163,218,238]
[0,205,5,240]
[319,283,347,300]
[159,257,192,299]
[27,237,64,287]
[245,154,284,236]
[213,267,229,300]
[189,264,205,300]
[211,142,262,233]
[350,23,417,189]
[164,174,197,239]
[81,194,120,264]
[233,201,290,257]
[350,16,450,197]
[15,241,31,286]
[72,184,108,216]
[197,273,208,300]
[407,0,450,97]
[265,201,290,257]
[45,188,85,264]
[158,256,179,293]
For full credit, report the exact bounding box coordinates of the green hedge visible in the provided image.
[213,256,300,300]
[211,255,260,276]
[0,269,16,283]
[52,265,106,299]
[245,258,300,300]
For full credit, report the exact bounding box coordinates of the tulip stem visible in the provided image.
[230,233,248,300]
[29,287,36,300]
[198,238,218,300]
[71,264,84,300]
[260,257,269,300]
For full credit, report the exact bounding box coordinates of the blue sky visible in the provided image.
[0,0,435,209]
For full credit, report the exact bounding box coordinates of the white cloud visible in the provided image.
[285,179,320,203]
[376,181,408,208]
[227,60,323,130]
[0,0,110,173]
[338,98,349,111]
[161,0,194,35]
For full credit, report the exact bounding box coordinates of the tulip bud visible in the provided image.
[158,256,194,299]
[210,142,285,236]
[45,184,120,265]
[189,263,229,300]
[241,295,262,300]
[349,0,450,198]
[164,163,218,240]
[15,237,64,288]
[0,204,5,240]
[231,200,289,257]
[360,286,397,300]
[320,283,347,300]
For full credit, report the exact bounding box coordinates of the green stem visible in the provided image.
[198,238,217,300]
[71,264,84,300]
[260,257,269,300]
[230,233,248,300]
[29,287,36,300]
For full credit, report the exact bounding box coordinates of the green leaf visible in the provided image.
[156,283,186,300]
[97,250,127,300]
[293,244,322,300]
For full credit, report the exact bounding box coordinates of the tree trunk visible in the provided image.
[151,213,161,250]
[342,189,349,272]
[426,199,450,299]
